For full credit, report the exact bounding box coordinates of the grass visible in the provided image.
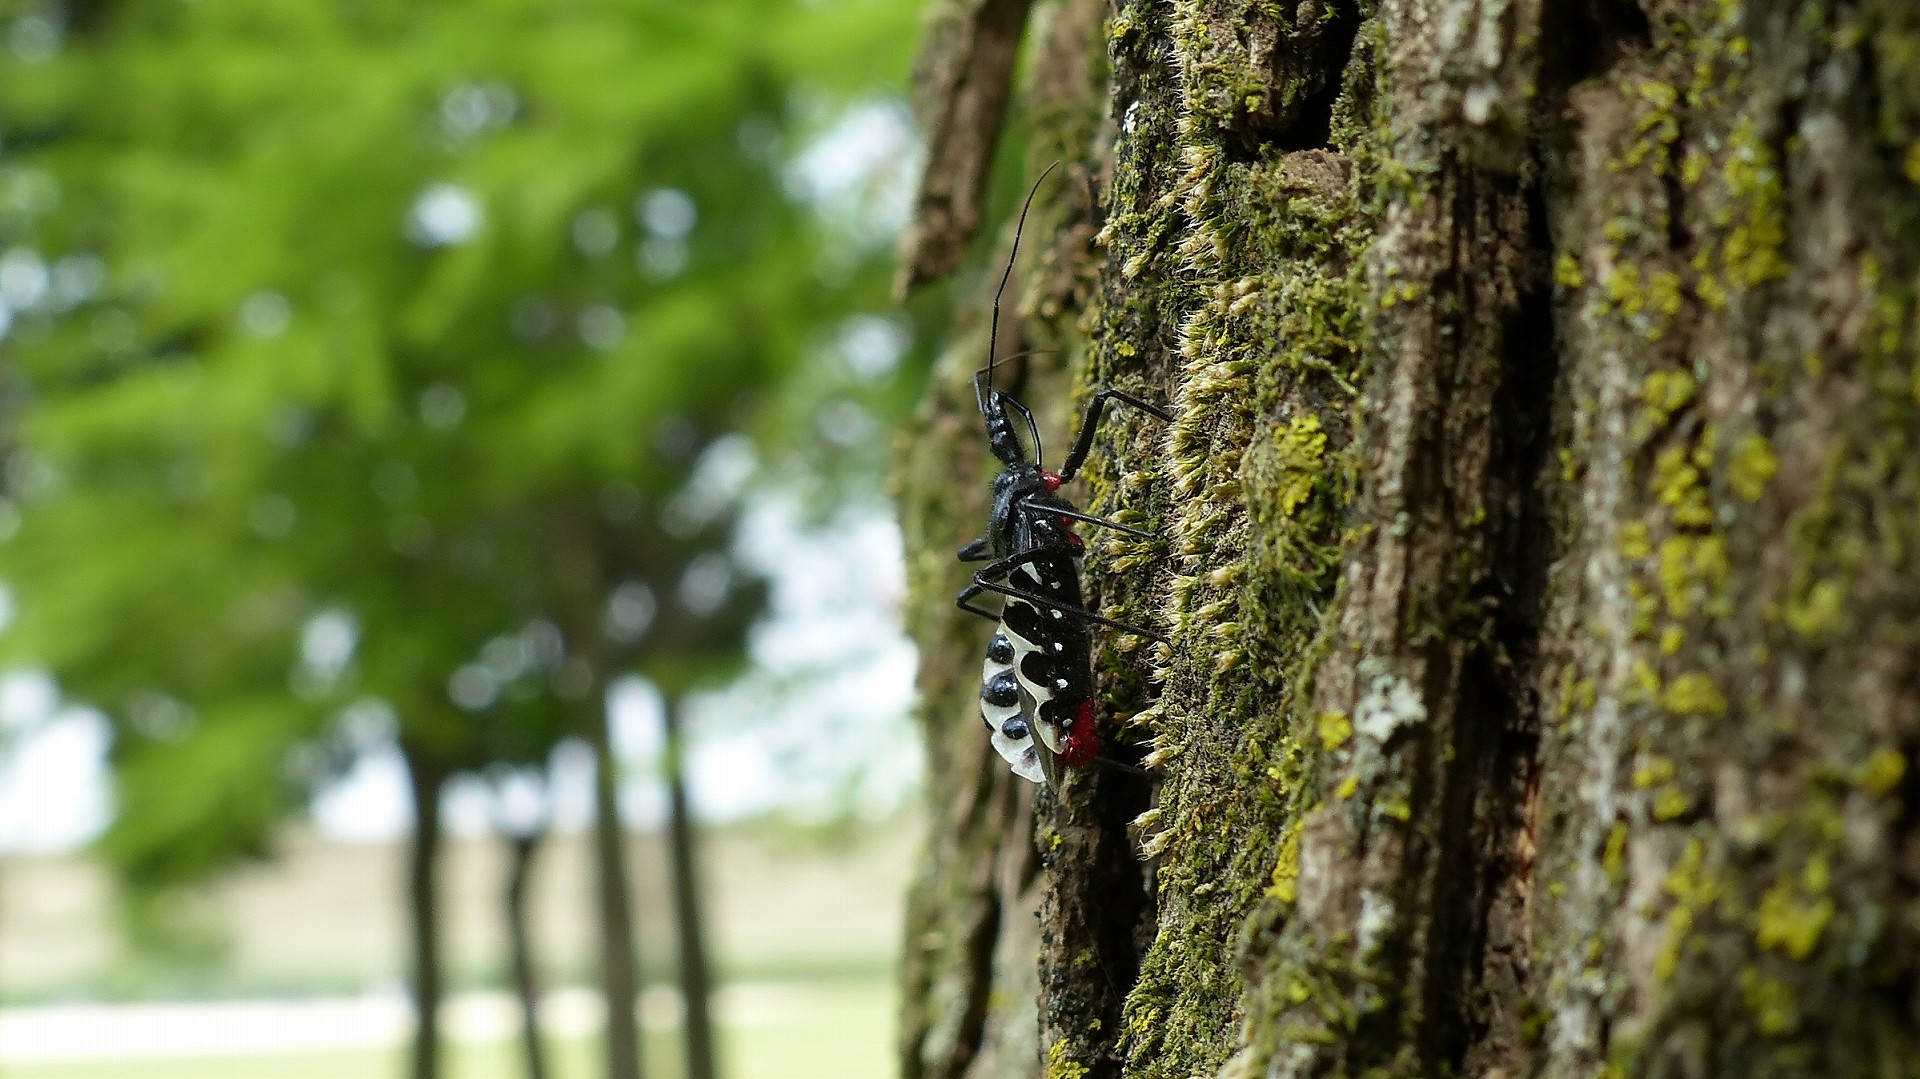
[2,982,895,1079]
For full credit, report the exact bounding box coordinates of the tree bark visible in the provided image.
[588,705,646,1079]
[403,747,448,1079]
[662,697,718,1079]
[897,0,1920,1076]
[504,827,550,1079]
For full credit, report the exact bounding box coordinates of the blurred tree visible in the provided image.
[0,2,921,1078]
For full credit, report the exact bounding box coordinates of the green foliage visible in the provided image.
[0,0,919,906]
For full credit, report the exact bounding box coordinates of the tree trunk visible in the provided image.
[896,1,1920,1077]
[588,705,646,1079]
[662,698,718,1079]
[402,748,448,1079]
[504,827,550,1079]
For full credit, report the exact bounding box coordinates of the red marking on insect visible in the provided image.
[1041,470,1064,491]
[1063,700,1099,766]
[1064,527,1084,554]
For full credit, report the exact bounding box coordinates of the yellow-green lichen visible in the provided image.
[1267,820,1304,903]
[1635,368,1697,420]
[1654,445,1715,528]
[1629,658,1662,703]
[1604,822,1630,884]
[1754,857,1834,960]
[1740,969,1801,1036]
[1607,264,1647,316]
[1627,581,1661,636]
[1657,534,1729,618]
[1315,709,1351,750]
[1652,787,1693,821]
[1634,757,1677,789]
[1666,672,1729,717]
[1656,838,1719,982]
[1857,748,1907,798]
[1784,579,1845,641]
[1659,625,1685,655]
[1556,252,1586,289]
[1618,520,1653,560]
[1718,116,1790,288]
[1273,415,1327,518]
[1728,434,1777,502]
[1047,1038,1091,1079]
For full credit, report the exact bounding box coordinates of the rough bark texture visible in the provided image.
[896,1,1920,1076]
[897,0,1043,293]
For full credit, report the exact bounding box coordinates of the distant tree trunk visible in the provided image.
[587,706,646,1079]
[662,697,718,1079]
[402,747,448,1079]
[503,826,550,1079]
[897,0,1920,1077]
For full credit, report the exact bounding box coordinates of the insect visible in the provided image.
[956,165,1170,786]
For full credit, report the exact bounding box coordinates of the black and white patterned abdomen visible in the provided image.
[979,627,1044,782]
[977,555,1093,783]
[1000,559,1091,754]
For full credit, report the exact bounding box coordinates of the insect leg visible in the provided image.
[970,566,1166,641]
[1056,389,1174,482]
[957,535,993,561]
[954,582,1004,623]
[1094,755,1154,778]
[1019,502,1155,539]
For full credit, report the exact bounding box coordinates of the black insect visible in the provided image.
[956,166,1170,786]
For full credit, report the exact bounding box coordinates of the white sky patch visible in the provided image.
[785,98,920,256]
[299,609,357,684]
[837,314,909,381]
[238,290,291,338]
[672,496,921,823]
[306,677,683,843]
[0,707,112,853]
[608,676,668,829]
[546,738,598,833]
[406,183,482,247]
[309,739,413,843]
[664,434,759,536]
[491,767,548,838]
[440,775,494,836]
[0,247,50,310]
[636,188,697,239]
[0,670,58,731]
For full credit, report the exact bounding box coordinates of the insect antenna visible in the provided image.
[978,161,1062,421]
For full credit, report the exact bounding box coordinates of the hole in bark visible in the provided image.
[1220,0,1364,162]
[1034,766,1154,1078]
[1553,0,1652,86]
